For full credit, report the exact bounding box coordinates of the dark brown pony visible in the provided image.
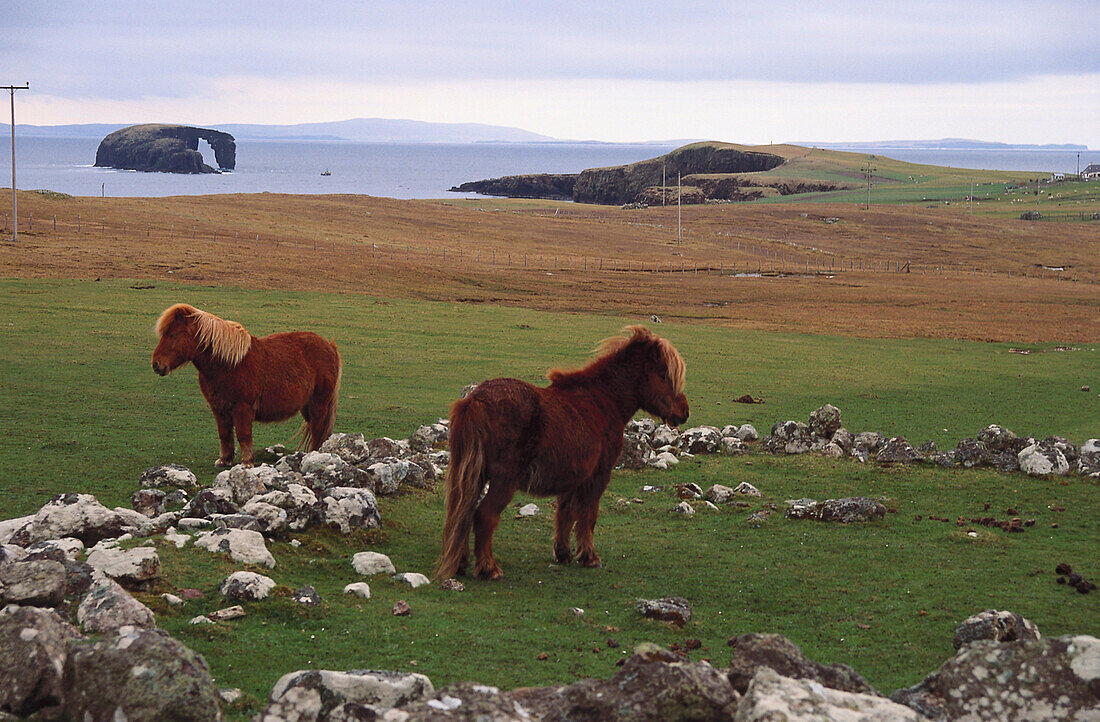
[436,326,689,581]
[151,303,341,467]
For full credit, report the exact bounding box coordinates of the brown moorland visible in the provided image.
[1,190,1096,342]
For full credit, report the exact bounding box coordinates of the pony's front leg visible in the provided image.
[473,481,516,580]
[213,412,235,468]
[574,473,611,568]
[553,494,578,564]
[232,405,256,467]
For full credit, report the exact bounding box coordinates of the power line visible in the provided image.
[5,83,29,242]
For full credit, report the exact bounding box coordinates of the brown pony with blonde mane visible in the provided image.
[152,303,341,467]
[436,326,689,581]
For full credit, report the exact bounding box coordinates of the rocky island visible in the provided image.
[448,141,847,205]
[94,124,236,174]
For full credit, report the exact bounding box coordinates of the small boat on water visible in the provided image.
[320,169,331,176]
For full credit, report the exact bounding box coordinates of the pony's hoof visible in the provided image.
[214,458,233,468]
[553,549,573,564]
[577,556,602,569]
[476,566,504,581]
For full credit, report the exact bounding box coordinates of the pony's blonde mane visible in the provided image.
[155,303,252,366]
[548,325,685,393]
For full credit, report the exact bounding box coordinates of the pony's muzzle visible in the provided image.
[665,395,690,428]
[152,360,169,376]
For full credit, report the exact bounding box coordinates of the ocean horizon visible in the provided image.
[4,137,1098,200]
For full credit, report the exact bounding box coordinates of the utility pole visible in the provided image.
[677,171,682,245]
[860,155,876,209]
[5,83,29,242]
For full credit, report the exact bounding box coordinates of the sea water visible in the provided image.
[3,137,1096,199]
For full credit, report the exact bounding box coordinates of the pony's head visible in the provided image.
[152,303,251,375]
[591,326,689,427]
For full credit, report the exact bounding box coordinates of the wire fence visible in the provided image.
[2,209,1096,285]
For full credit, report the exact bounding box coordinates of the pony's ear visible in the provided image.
[155,303,195,336]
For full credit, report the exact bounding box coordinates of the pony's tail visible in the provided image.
[296,340,342,451]
[434,397,487,580]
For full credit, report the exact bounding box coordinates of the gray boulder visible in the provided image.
[735,424,759,442]
[955,438,991,468]
[251,484,324,532]
[85,544,160,586]
[180,488,239,519]
[705,484,736,504]
[320,432,374,464]
[219,570,276,602]
[726,633,877,695]
[831,427,855,452]
[652,424,681,448]
[398,682,532,721]
[513,644,739,721]
[212,463,293,505]
[261,669,434,720]
[808,404,842,439]
[301,452,375,493]
[678,426,723,454]
[785,497,886,523]
[323,487,382,534]
[619,432,657,470]
[11,493,127,546]
[363,458,427,495]
[852,431,884,454]
[194,528,275,568]
[738,667,923,721]
[240,500,289,537]
[64,626,223,722]
[0,559,68,607]
[131,488,166,518]
[635,597,692,627]
[1078,439,1100,477]
[139,464,200,491]
[953,609,1041,650]
[976,424,1018,451]
[0,605,82,718]
[352,551,395,576]
[1019,441,1070,476]
[876,436,921,464]
[77,576,156,633]
[409,421,449,451]
[891,635,1100,721]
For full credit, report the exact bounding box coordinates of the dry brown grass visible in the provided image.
[2,190,1096,342]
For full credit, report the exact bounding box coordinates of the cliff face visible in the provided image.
[94,124,236,173]
[449,173,576,200]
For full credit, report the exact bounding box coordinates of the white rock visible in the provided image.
[162,593,184,606]
[86,545,161,584]
[1018,443,1070,476]
[672,501,696,516]
[517,503,540,517]
[352,551,396,576]
[194,528,275,568]
[220,570,277,601]
[737,667,926,721]
[395,572,430,588]
[269,669,434,711]
[189,615,212,625]
[163,528,191,549]
[656,451,679,466]
[28,537,85,561]
[77,577,156,633]
[344,582,371,599]
[705,484,735,504]
[0,515,34,544]
[735,424,759,442]
[703,501,720,511]
[734,482,762,497]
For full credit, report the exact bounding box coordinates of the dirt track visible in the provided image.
[1,191,1096,342]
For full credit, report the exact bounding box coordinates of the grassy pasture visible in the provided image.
[0,277,1097,718]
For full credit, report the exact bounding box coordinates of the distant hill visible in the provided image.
[804,138,1088,151]
[2,118,555,143]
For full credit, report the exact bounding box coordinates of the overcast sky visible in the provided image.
[4,1,1097,146]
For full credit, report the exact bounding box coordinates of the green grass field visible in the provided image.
[1,277,1097,717]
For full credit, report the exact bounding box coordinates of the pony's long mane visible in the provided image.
[155,303,252,366]
[547,325,685,393]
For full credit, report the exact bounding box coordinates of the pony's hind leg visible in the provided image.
[553,494,578,563]
[213,411,235,467]
[473,480,516,580]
